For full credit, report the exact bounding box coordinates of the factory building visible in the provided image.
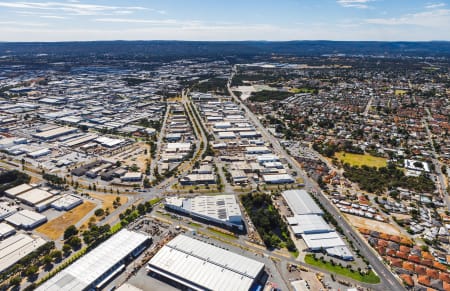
[282,190,353,261]
[5,209,47,229]
[147,235,265,291]
[165,195,243,231]
[0,233,46,273]
[37,229,151,291]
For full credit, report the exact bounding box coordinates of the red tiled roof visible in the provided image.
[421,259,433,267]
[408,254,421,263]
[402,261,415,272]
[439,272,450,283]
[396,251,408,260]
[418,275,431,287]
[433,261,447,272]
[415,265,427,275]
[426,268,440,280]
[399,274,414,287]
[399,245,411,253]
[390,235,401,243]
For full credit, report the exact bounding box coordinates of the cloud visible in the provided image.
[94,18,181,25]
[0,1,148,16]
[426,3,446,9]
[366,8,450,27]
[39,15,66,19]
[337,0,372,9]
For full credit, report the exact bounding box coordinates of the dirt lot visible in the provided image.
[36,201,96,240]
[345,214,402,236]
[89,193,127,211]
[80,193,128,228]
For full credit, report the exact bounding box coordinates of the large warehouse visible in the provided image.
[165,195,243,231]
[37,229,151,291]
[0,233,46,273]
[282,190,353,261]
[282,190,323,215]
[147,235,265,291]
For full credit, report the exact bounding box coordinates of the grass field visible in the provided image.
[304,254,380,284]
[335,152,387,168]
[36,201,96,240]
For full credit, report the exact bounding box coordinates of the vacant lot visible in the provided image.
[345,214,402,236]
[336,152,387,168]
[89,193,127,211]
[36,201,96,240]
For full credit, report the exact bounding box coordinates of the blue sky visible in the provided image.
[0,0,449,41]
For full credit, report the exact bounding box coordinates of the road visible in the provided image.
[424,107,450,211]
[227,66,406,291]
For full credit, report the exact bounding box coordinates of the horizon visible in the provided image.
[0,0,449,42]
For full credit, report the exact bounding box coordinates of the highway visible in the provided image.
[227,66,406,291]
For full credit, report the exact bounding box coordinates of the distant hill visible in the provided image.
[0,40,449,59]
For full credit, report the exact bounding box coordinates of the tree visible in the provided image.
[62,244,72,255]
[137,203,146,215]
[10,276,21,286]
[50,250,62,261]
[68,236,82,250]
[25,265,39,277]
[94,208,105,217]
[64,225,78,240]
[43,255,53,266]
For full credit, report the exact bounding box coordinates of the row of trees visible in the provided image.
[0,170,30,194]
[241,193,296,252]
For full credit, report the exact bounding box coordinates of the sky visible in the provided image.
[0,0,449,42]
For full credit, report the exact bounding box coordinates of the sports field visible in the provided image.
[335,152,387,168]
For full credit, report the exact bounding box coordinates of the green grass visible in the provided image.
[110,222,122,234]
[335,152,387,168]
[290,250,299,258]
[304,255,380,284]
[188,222,202,228]
[207,228,237,240]
[150,197,163,206]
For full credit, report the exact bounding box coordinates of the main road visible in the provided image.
[227,65,405,291]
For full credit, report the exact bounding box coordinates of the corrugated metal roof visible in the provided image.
[148,235,264,291]
[282,190,323,215]
[38,229,149,291]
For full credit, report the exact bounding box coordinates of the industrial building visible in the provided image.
[51,195,83,211]
[282,190,353,260]
[147,234,265,291]
[121,172,142,182]
[281,190,323,215]
[37,229,151,291]
[4,183,33,198]
[287,214,332,235]
[0,202,17,220]
[5,209,47,229]
[33,126,78,140]
[0,233,46,272]
[262,174,295,184]
[0,222,15,239]
[180,174,216,185]
[165,195,244,231]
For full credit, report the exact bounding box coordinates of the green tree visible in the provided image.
[63,225,78,240]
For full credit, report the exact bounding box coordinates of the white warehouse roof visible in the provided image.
[282,190,323,215]
[288,214,332,235]
[38,229,150,291]
[0,233,46,272]
[148,235,264,291]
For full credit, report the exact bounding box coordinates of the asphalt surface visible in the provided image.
[227,66,406,291]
